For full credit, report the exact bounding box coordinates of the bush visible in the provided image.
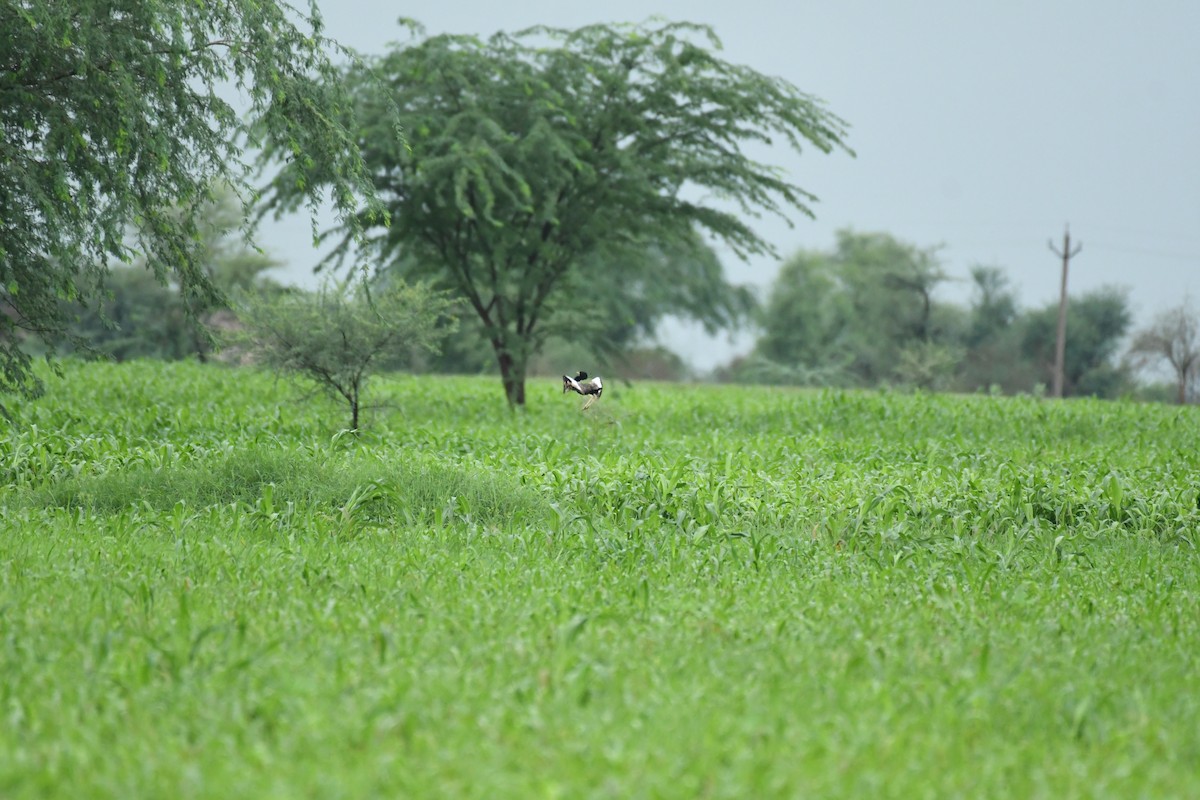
[233,279,457,430]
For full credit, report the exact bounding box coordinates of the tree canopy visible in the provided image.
[754,249,850,373]
[265,20,850,406]
[752,230,950,386]
[954,265,1029,393]
[1,0,388,400]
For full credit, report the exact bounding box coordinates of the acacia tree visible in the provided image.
[1,0,389,402]
[265,21,850,407]
[240,280,457,431]
[1128,299,1200,404]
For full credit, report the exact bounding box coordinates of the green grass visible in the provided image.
[13,445,547,530]
[2,359,1198,798]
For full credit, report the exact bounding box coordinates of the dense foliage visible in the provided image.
[264,20,849,406]
[1,360,1198,797]
[753,230,950,386]
[0,0,387,399]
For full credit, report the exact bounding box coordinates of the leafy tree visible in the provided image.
[1128,299,1200,404]
[754,250,851,370]
[964,265,1019,348]
[750,231,949,386]
[954,265,1031,393]
[1020,287,1133,398]
[238,280,457,431]
[833,230,948,372]
[1,0,388,401]
[265,21,850,407]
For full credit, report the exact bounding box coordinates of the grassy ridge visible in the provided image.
[2,360,1199,798]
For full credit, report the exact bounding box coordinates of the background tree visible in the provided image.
[833,230,950,382]
[238,280,457,431]
[754,250,851,373]
[964,265,1019,349]
[266,21,851,407]
[747,230,951,386]
[560,236,756,364]
[954,265,1032,393]
[1127,299,1200,404]
[67,266,193,363]
[67,189,283,363]
[1019,286,1133,398]
[1,0,389,401]
[737,239,1144,400]
[191,186,285,303]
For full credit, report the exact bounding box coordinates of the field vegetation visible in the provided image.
[2,360,1198,798]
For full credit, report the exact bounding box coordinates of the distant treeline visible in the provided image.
[67,226,1191,404]
[716,230,1155,401]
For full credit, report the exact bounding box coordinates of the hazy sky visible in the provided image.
[261,0,1200,369]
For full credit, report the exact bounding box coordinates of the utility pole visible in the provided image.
[1048,225,1082,399]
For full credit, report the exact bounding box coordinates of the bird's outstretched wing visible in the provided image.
[562,375,583,395]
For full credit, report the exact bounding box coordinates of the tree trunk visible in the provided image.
[348,382,361,431]
[495,346,527,408]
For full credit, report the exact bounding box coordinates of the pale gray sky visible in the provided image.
[261,0,1200,369]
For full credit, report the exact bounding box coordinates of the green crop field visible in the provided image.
[2,360,1199,798]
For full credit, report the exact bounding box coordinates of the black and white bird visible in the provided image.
[562,371,603,410]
